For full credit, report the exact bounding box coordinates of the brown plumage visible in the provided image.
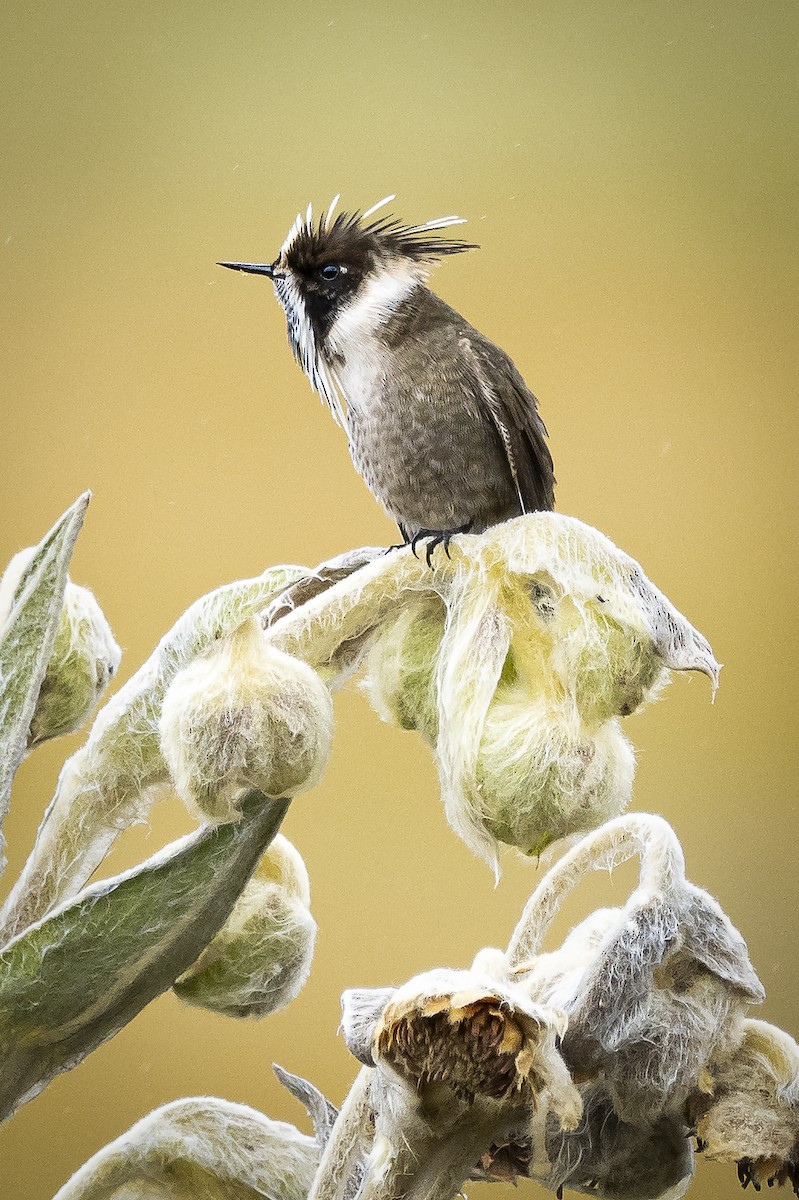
[220,197,555,544]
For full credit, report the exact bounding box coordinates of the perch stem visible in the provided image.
[266,548,439,670]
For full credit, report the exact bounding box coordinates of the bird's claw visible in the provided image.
[408,521,475,567]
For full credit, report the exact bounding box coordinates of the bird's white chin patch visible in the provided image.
[327,266,421,356]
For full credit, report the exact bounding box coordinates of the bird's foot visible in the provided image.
[410,521,474,567]
[383,524,412,555]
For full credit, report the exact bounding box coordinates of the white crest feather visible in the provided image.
[404,215,467,233]
[280,211,304,256]
[360,194,396,222]
[325,193,341,227]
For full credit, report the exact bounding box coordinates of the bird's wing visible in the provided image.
[458,334,555,513]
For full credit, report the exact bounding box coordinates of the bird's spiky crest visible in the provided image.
[279,196,478,265]
[274,197,478,426]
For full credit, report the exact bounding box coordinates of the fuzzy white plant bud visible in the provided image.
[363,513,718,868]
[469,693,636,858]
[160,618,333,824]
[695,1019,799,1193]
[174,833,316,1017]
[366,579,639,861]
[0,548,121,747]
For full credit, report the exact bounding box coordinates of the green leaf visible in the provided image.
[0,493,90,867]
[0,790,289,1123]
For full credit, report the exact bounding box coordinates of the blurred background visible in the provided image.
[1,2,797,1196]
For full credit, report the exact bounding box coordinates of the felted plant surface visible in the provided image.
[47,812,798,1200]
[693,1018,799,1193]
[318,814,771,1200]
[265,511,719,869]
[3,498,782,1200]
[508,814,764,1126]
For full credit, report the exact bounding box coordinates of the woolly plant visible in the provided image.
[58,811,797,1200]
[4,496,790,1200]
[173,832,317,1018]
[160,617,334,824]
[50,1065,347,1200]
[336,959,582,1200]
[265,512,719,869]
[310,813,772,1200]
[50,1095,321,1200]
[507,814,764,1125]
[0,498,320,1127]
[0,539,314,942]
[0,539,121,751]
[0,493,92,866]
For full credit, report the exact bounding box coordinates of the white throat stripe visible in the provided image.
[328,268,419,354]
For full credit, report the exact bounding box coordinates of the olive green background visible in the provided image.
[1,2,797,1197]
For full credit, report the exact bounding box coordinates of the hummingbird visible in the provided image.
[220,196,555,557]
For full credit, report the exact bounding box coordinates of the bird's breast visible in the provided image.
[328,339,519,533]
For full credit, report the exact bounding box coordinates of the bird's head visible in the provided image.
[219,196,478,422]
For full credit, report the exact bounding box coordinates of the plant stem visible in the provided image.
[506,813,685,967]
[307,1067,374,1200]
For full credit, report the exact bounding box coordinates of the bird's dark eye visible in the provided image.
[319,263,342,280]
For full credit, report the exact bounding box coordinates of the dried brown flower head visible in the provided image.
[343,963,581,1132]
[377,988,544,1103]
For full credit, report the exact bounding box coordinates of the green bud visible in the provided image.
[362,513,718,868]
[0,548,120,748]
[174,833,315,1017]
[473,696,635,857]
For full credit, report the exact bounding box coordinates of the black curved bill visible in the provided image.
[217,261,274,277]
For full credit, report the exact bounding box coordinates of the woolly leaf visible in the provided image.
[273,1065,368,1200]
[340,987,395,1065]
[0,790,289,1122]
[273,1064,339,1149]
[52,1096,319,1200]
[0,493,90,867]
